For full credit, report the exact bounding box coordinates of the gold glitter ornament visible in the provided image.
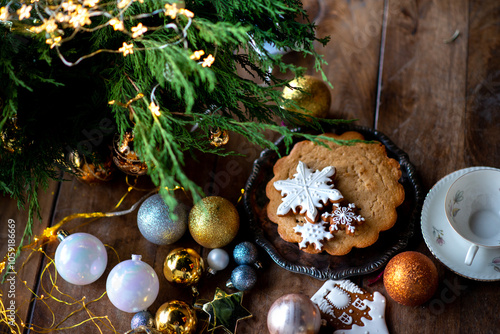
[155,300,197,334]
[209,127,229,147]
[383,251,439,306]
[112,132,148,176]
[163,248,205,287]
[282,75,332,119]
[188,196,239,248]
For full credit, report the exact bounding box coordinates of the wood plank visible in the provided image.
[377,0,469,190]
[0,180,59,333]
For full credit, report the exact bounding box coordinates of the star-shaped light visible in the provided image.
[202,288,252,334]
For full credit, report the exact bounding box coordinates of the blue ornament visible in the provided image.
[233,241,261,267]
[227,265,257,291]
[131,310,155,329]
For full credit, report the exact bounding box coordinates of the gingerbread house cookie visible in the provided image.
[310,279,389,334]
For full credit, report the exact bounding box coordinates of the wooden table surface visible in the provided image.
[1,0,500,333]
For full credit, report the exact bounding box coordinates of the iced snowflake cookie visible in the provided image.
[310,279,389,334]
[293,220,334,251]
[265,131,405,256]
[273,161,343,223]
[322,203,365,235]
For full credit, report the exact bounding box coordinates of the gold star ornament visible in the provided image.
[202,288,252,334]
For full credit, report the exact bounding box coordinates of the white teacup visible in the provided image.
[444,169,500,266]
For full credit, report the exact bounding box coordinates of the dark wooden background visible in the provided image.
[1,0,500,333]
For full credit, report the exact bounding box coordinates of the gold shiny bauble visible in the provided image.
[282,75,332,119]
[383,251,439,306]
[209,128,229,147]
[188,196,239,248]
[163,248,204,287]
[112,132,148,176]
[68,151,114,185]
[155,300,197,334]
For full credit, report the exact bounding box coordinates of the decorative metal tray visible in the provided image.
[242,123,424,280]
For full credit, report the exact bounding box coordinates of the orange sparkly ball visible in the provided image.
[383,251,439,306]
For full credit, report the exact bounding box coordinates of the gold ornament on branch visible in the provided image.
[112,132,148,176]
[209,127,229,147]
[68,150,114,185]
[282,74,332,119]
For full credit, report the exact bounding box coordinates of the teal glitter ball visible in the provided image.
[233,241,259,266]
[137,193,188,245]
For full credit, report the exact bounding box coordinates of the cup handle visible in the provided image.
[464,244,479,266]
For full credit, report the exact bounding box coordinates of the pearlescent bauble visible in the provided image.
[106,254,159,313]
[233,241,258,266]
[188,196,239,249]
[155,300,197,334]
[383,251,439,306]
[282,75,331,119]
[137,193,188,245]
[131,310,155,329]
[229,265,257,291]
[163,248,204,287]
[267,294,321,334]
[207,248,230,274]
[54,231,107,285]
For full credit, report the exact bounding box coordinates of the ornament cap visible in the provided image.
[131,254,142,261]
[226,279,234,289]
[56,230,70,242]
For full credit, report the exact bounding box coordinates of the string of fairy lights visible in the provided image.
[0,0,215,119]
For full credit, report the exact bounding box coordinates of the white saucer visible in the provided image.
[421,167,500,281]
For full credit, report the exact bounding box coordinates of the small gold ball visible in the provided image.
[163,248,204,287]
[155,300,197,334]
[282,75,332,119]
[383,251,439,306]
[188,196,239,248]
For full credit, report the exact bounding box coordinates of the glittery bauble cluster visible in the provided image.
[267,294,321,334]
[131,311,155,329]
[137,193,188,245]
[155,300,197,334]
[163,248,205,287]
[188,196,239,249]
[233,241,258,266]
[282,75,332,119]
[383,251,439,306]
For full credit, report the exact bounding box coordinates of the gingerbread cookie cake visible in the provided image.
[265,131,405,256]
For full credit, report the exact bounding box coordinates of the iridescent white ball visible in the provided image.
[54,232,107,285]
[267,294,321,334]
[207,248,230,273]
[106,254,159,313]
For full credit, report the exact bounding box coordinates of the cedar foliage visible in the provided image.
[0,0,349,248]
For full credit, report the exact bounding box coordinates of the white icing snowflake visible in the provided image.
[274,161,343,222]
[322,203,364,234]
[293,220,334,251]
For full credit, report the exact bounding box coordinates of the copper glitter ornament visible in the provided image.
[155,300,197,334]
[282,75,332,119]
[383,251,439,306]
[188,196,239,248]
[112,132,148,176]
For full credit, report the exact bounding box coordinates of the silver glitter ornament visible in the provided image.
[137,193,188,245]
[130,310,155,329]
[267,294,321,334]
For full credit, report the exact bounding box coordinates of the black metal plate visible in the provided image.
[242,123,424,280]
